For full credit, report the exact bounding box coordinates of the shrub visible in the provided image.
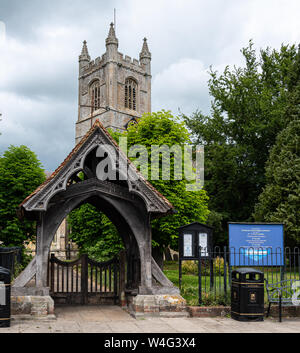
[200,291,231,306]
[213,256,225,276]
[181,257,227,276]
[181,260,198,275]
[180,284,231,306]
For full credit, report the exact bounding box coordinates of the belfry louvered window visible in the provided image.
[125,78,137,111]
[90,81,101,113]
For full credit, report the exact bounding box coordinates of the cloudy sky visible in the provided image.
[0,0,299,171]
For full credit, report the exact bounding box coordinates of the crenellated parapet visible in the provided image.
[81,51,149,79]
[76,23,152,142]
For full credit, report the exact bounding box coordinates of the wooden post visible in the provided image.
[113,259,118,305]
[119,250,126,305]
[35,214,48,288]
[81,254,88,305]
[50,253,55,293]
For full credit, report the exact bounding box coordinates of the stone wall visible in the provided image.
[188,305,300,318]
[129,294,189,318]
[76,26,151,142]
[11,296,55,318]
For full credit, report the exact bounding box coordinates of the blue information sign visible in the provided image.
[229,223,284,266]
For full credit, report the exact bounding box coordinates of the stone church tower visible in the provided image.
[76,23,152,144]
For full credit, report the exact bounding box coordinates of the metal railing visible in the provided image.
[179,246,300,305]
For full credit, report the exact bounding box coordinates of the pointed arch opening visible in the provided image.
[45,192,143,304]
[125,78,138,111]
[89,80,101,114]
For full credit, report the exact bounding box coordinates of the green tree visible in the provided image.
[114,111,210,254]
[0,145,46,246]
[254,47,300,245]
[183,41,298,244]
[284,44,300,123]
[66,111,209,266]
[68,203,123,261]
[253,120,300,245]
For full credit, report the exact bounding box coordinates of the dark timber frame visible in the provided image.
[49,253,120,305]
[15,120,179,299]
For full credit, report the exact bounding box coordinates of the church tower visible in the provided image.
[76,23,152,144]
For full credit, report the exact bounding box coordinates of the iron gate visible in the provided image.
[48,253,119,305]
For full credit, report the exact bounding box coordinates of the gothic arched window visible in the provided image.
[90,80,101,113]
[125,78,137,111]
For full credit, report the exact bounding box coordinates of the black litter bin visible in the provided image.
[0,267,11,328]
[231,268,264,322]
[0,247,22,275]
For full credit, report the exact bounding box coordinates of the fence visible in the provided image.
[48,253,119,305]
[179,246,300,305]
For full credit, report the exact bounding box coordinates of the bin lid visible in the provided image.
[232,267,263,275]
[0,266,11,275]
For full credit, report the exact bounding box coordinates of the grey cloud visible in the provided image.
[0,93,75,171]
[2,68,77,102]
[0,0,300,171]
[0,0,116,40]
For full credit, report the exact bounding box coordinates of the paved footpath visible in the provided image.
[1,306,300,333]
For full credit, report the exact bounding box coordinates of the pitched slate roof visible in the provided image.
[19,120,173,214]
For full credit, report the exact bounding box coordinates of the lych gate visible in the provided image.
[14,120,179,309]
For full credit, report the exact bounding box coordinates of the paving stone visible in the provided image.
[0,306,299,333]
[52,322,82,333]
[78,322,112,333]
[135,320,177,333]
[19,324,54,333]
[107,321,142,333]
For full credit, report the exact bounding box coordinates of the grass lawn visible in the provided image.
[163,261,230,306]
[163,261,299,306]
